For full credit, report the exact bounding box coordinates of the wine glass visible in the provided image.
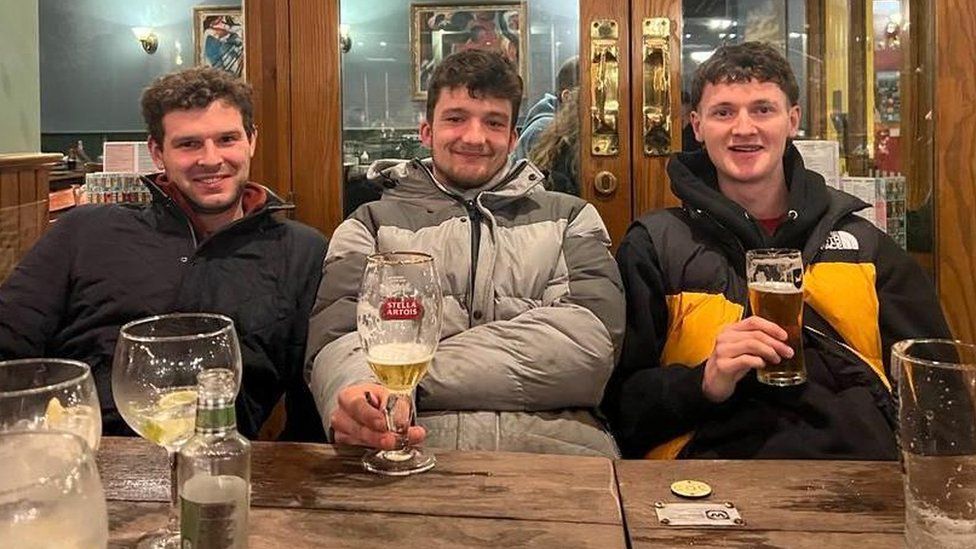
[112,313,242,549]
[358,251,443,476]
[0,358,101,451]
[0,431,108,547]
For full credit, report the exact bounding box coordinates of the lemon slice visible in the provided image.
[45,397,66,425]
[142,388,197,447]
[158,389,198,409]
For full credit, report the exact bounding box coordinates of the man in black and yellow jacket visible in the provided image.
[604,41,950,460]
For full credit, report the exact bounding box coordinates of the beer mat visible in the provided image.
[654,502,744,527]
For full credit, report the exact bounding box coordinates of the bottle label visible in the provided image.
[180,475,249,548]
[196,406,236,431]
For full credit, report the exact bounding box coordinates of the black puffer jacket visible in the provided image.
[605,144,951,459]
[0,179,327,440]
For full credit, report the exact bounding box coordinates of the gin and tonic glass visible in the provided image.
[358,252,443,476]
[0,358,101,451]
[112,313,242,548]
[0,431,108,548]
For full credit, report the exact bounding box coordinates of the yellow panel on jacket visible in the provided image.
[645,292,744,459]
[804,262,889,390]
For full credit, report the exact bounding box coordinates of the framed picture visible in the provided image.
[410,2,527,100]
[193,6,245,78]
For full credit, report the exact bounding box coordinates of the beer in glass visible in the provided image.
[746,248,806,386]
[358,251,443,476]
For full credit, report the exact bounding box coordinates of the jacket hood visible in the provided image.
[365,157,545,207]
[522,93,557,128]
[666,143,870,260]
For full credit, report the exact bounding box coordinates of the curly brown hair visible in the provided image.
[425,49,523,126]
[141,66,255,147]
[690,41,799,109]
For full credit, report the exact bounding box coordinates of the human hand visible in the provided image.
[702,316,794,403]
[330,383,426,450]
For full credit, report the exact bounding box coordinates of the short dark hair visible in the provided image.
[425,49,523,125]
[141,66,255,146]
[690,41,799,109]
[556,56,579,94]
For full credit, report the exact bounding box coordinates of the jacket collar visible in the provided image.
[666,143,869,260]
[365,157,545,208]
[140,174,291,241]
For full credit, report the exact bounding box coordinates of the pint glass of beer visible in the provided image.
[746,248,806,386]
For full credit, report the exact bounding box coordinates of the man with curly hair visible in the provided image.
[0,67,327,441]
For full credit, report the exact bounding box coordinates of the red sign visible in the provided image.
[380,297,424,321]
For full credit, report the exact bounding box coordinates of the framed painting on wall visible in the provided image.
[410,2,527,99]
[193,6,245,78]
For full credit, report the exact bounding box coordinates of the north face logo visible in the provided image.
[821,230,859,251]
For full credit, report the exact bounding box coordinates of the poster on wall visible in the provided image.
[193,6,245,78]
[410,2,526,99]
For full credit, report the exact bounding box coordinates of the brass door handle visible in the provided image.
[589,19,620,156]
[593,171,618,196]
[642,18,671,156]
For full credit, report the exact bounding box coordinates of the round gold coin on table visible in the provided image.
[670,479,712,499]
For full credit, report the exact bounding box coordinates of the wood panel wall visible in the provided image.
[0,154,60,282]
[935,0,976,343]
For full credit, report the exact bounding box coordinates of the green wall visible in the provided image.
[0,0,41,153]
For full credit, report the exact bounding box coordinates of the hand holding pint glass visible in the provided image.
[746,248,807,386]
[357,252,443,476]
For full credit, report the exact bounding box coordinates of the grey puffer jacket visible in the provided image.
[306,158,624,456]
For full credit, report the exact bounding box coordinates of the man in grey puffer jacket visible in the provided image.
[306,49,624,457]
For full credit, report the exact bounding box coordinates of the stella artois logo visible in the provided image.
[381,297,423,320]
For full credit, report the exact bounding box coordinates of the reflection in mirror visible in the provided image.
[681,0,933,273]
[339,0,582,216]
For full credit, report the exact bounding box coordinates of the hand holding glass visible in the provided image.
[746,248,807,386]
[112,313,242,549]
[358,252,443,476]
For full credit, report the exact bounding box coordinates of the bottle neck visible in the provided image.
[194,401,237,435]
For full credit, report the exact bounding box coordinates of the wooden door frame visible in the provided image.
[935,0,976,343]
[579,0,635,246]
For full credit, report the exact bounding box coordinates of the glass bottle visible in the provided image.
[178,368,250,548]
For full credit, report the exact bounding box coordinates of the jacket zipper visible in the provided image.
[464,199,483,323]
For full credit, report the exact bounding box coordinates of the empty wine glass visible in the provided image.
[0,431,108,547]
[112,313,242,549]
[0,358,101,451]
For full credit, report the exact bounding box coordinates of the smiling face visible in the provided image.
[149,100,256,219]
[690,78,800,190]
[420,86,517,189]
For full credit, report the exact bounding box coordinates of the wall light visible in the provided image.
[131,27,158,54]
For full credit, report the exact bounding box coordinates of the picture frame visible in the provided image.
[410,2,527,100]
[193,6,245,78]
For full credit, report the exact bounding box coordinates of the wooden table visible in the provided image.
[99,438,907,548]
[616,460,904,548]
[98,437,626,548]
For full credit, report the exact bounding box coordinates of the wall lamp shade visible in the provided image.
[131,27,158,54]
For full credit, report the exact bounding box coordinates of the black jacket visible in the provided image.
[604,145,951,459]
[0,179,327,440]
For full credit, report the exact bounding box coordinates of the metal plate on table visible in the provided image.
[654,501,744,527]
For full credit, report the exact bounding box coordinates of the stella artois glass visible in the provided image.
[358,252,443,475]
[746,248,807,386]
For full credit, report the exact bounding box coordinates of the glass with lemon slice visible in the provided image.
[112,313,242,549]
[0,358,101,451]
